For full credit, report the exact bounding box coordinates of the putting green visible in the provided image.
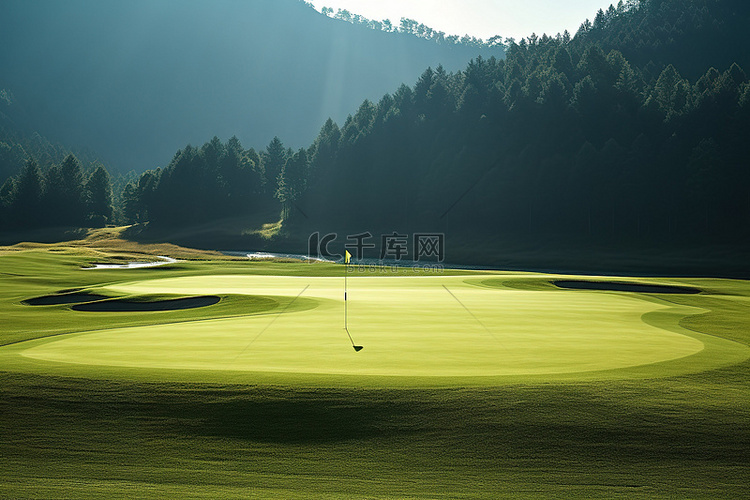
[9,273,747,385]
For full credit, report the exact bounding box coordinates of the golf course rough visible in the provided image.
[4,271,748,386]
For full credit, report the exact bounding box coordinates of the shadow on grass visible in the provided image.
[164,390,420,443]
[2,374,749,470]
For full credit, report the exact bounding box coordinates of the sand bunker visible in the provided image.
[24,293,109,306]
[83,256,178,270]
[71,295,220,312]
[553,280,700,294]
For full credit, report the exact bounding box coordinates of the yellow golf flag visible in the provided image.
[345,250,351,264]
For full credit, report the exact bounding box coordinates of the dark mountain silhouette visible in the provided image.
[0,0,503,173]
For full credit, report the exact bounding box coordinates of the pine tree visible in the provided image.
[263,137,287,196]
[13,158,45,228]
[121,182,140,223]
[0,177,16,208]
[84,166,113,226]
[0,177,16,228]
[45,154,86,225]
[276,148,309,219]
[648,64,691,120]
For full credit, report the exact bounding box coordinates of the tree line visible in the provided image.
[0,155,112,230]
[3,0,749,254]
[0,106,108,187]
[119,135,313,228]
[314,4,504,49]
[0,131,313,231]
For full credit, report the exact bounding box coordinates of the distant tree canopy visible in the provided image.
[120,136,267,227]
[1,82,120,230]
[0,116,107,185]
[317,5,504,49]
[572,0,750,81]
[0,154,114,230]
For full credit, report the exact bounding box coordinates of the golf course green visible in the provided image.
[1,247,749,498]
[7,273,746,384]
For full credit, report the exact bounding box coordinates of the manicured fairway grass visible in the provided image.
[1,247,749,498]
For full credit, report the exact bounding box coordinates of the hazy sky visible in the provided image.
[309,0,617,41]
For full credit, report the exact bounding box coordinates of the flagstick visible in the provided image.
[344,252,363,351]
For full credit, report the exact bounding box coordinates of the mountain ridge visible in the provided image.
[0,0,503,173]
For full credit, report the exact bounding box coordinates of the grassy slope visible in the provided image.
[0,245,749,498]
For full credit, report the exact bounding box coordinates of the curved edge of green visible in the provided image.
[1,293,747,389]
[0,293,321,349]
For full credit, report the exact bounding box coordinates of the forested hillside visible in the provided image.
[0,0,502,173]
[0,93,110,184]
[3,0,749,271]
[1,92,125,232]
[0,155,113,230]
[572,0,750,80]
[291,0,750,257]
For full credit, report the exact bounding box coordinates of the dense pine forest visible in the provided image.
[2,0,749,267]
[0,155,113,230]
[295,0,750,251]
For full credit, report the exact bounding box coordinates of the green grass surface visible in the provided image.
[8,274,746,385]
[1,248,749,498]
